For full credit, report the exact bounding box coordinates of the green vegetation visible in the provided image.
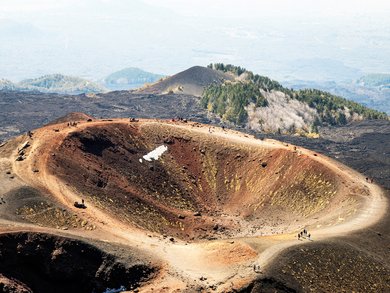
[201,82,267,125]
[292,89,388,125]
[207,63,247,76]
[208,63,283,91]
[202,63,388,131]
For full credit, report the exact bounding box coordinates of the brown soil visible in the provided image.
[0,118,387,292]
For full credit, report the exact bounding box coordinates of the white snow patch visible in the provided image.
[140,145,168,162]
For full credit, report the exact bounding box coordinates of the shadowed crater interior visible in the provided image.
[0,232,156,293]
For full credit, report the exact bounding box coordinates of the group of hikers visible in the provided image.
[208,125,226,133]
[253,264,261,273]
[67,121,78,127]
[298,229,311,240]
[172,117,188,123]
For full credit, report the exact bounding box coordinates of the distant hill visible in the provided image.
[103,67,164,90]
[0,79,17,91]
[0,74,106,95]
[18,74,107,94]
[201,63,388,135]
[138,65,234,96]
[357,74,390,88]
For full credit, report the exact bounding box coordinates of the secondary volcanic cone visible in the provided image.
[1,117,386,292]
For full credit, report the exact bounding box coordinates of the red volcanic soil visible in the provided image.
[49,122,353,241]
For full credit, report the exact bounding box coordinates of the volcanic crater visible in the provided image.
[49,121,360,240]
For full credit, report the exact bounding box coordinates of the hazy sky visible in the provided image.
[1,0,389,81]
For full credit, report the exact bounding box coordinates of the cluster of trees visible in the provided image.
[202,63,388,131]
[207,63,247,76]
[201,82,268,125]
[293,89,388,125]
[207,63,283,91]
